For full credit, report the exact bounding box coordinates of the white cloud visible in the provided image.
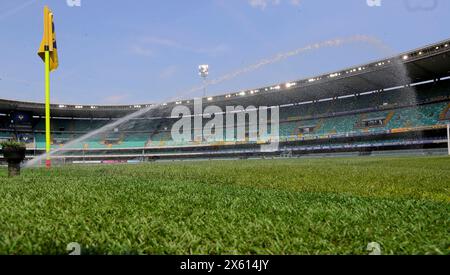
[130,45,153,57]
[290,0,301,6]
[141,36,180,48]
[103,94,129,104]
[159,65,178,79]
[248,0,279,9]
[248,0,300,9]
[249,0,267,9]
[0,0,37,21]
[133,36,230,57]
[196,44,230,57]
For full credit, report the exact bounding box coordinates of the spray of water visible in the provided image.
[24,34,410,168]
[182,35,391,98]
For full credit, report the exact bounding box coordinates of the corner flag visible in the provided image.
[38,6,59,71]
[37,6,59,168]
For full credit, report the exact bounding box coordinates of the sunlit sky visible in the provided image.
[0,0,449,105]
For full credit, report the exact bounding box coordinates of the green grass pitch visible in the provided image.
[0,156,449,255]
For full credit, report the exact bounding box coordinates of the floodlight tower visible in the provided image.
[198,64,209,97]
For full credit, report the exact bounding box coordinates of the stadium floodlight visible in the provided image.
[199,64,209,97]
[198,65,209,78]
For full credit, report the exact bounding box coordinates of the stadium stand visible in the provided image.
[1,39,450,162]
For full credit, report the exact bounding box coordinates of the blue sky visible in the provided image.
[0,0,449,105]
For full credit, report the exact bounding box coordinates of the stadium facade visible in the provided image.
[1,39,450,164]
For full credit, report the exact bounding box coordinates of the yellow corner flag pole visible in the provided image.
[45,50,51,168]
[38,6,59,168]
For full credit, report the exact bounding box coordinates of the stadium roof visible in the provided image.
[1,39,450,119]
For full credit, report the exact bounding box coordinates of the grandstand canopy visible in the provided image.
[1,39,449,119]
